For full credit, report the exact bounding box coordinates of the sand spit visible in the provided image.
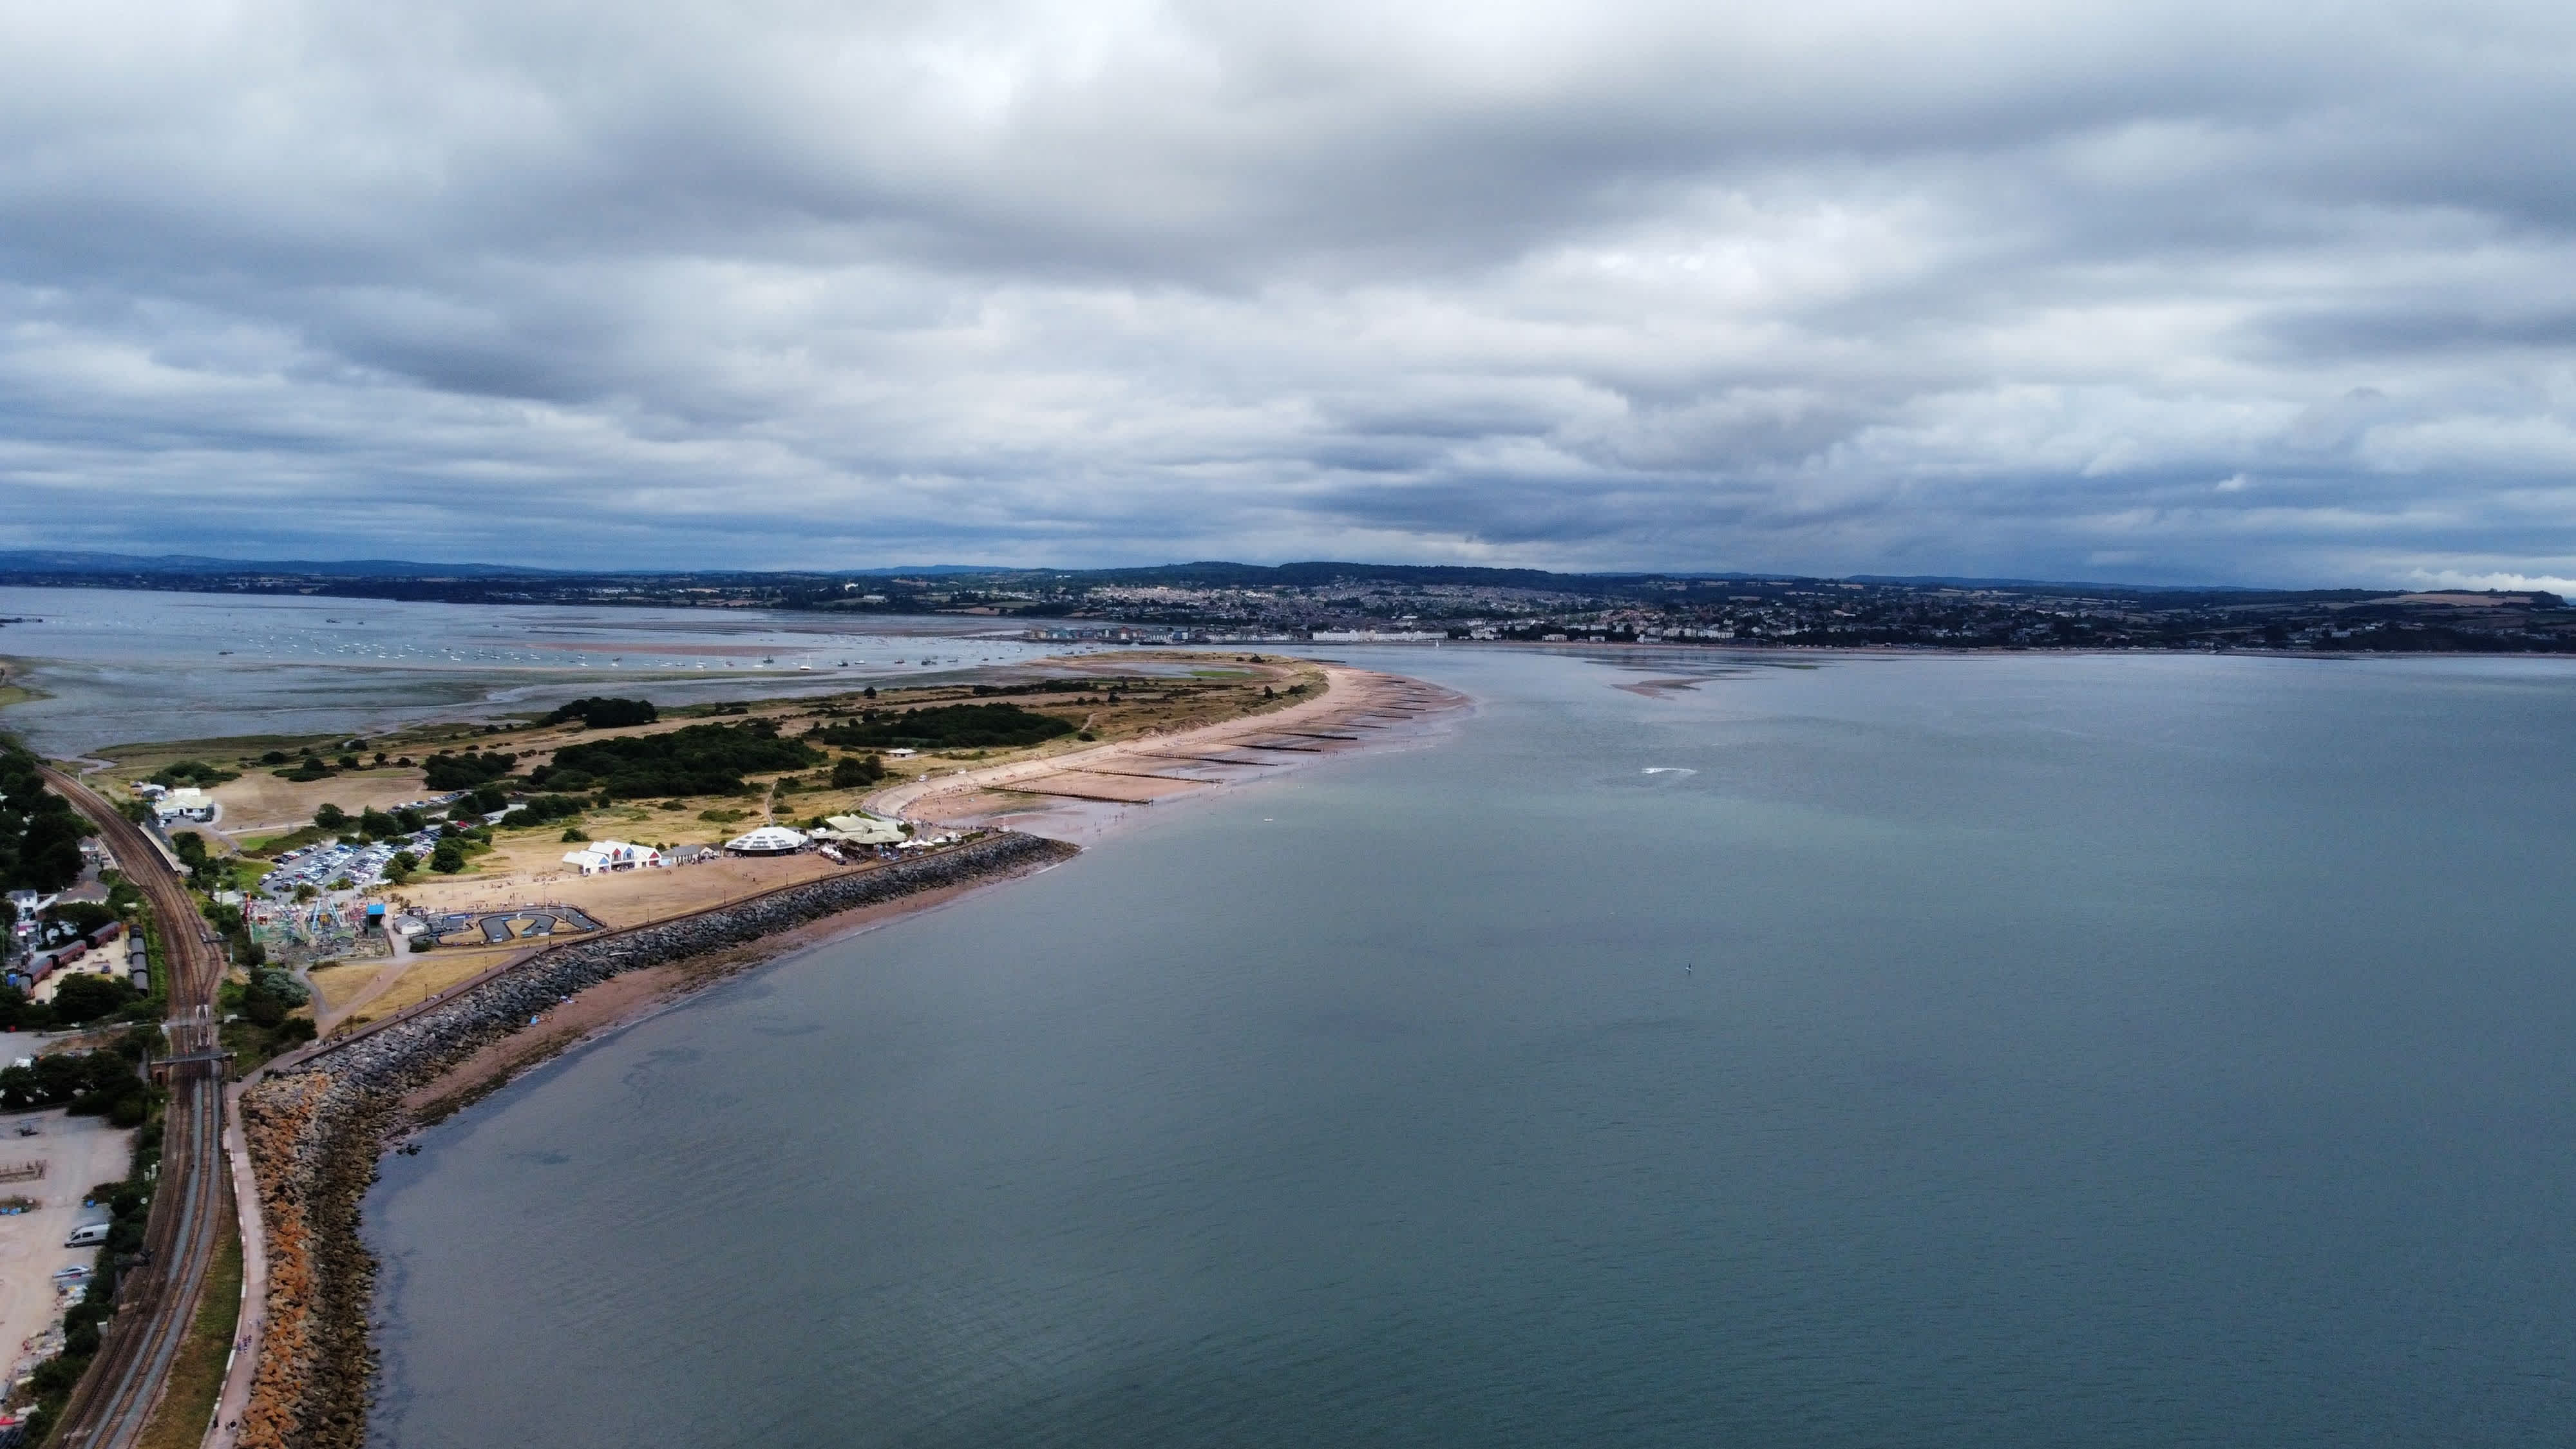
[876,663,1468,838]
[234,831,1077,1449]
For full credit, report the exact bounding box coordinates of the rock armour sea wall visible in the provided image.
[236,832,1079,1449]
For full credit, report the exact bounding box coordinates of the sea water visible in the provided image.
[366,649,2576,1447]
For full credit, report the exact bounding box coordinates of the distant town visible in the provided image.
[1,551,2570,653]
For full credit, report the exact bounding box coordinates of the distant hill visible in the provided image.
[0,549,564,578]
[0,549,2342,600]
[1845,573,2302,593]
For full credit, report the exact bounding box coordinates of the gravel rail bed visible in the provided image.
[235,832,1079,1449]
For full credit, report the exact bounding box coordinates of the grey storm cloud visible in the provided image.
[3,0,2574,585]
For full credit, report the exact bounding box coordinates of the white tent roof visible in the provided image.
[724,826,810,853]
[563,840,662,867]
[819,815,905,844]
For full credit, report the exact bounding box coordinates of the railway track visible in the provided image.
[39,767,231,1449]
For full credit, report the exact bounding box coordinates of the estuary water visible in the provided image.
[367,649,2576,1448]
[0,586,1086,753]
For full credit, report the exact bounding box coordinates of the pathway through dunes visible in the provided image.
[866,665,1464,829]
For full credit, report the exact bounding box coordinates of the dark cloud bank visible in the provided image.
[3,0,2573,587]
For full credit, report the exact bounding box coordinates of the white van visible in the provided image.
[64,1222,109,1248]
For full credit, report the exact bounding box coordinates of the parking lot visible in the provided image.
[255,793,512,898]
[0,1110,136,1393]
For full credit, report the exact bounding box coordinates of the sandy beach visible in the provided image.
[871,663,1466,838]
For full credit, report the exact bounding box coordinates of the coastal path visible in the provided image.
[38,767,234,1449]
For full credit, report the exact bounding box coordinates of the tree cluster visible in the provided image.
[204,899,265,968]
[169,828,232,895]
[0,975,144,1034]
[511,793,589,826]
[535,719,820,799]
[540,696,659,728]
[0,743,87,895]
[813,703,1076,751]
[0,1039,151,1120]
[422,749,519,791]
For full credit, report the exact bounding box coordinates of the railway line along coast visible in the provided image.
[33,766,231,1449]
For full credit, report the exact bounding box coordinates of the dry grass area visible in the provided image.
[391,841,845,923]
[303,961,383,1018]
[209,770,440,835]
[324,951,527,1029]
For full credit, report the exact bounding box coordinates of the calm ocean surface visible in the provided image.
[367,649,2576,1447]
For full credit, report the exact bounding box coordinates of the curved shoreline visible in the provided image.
[867,662,1468,835]
[232,831,1078,1449]
[223,661,1471,1449]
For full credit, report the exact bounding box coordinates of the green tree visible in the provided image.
[429,838,468,873]
[540,697,659,728]
[50,974,139,1025]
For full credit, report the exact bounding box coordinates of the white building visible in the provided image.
[723,826,810,856]
[155,788,216,823]
[817,815,906,846]
[561,840,667,875]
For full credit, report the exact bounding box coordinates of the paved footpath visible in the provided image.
[200,1082,269,1449]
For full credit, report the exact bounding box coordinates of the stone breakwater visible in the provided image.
[234,832,1079,1449]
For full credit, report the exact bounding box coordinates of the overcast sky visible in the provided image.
[3,0,2572,585]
